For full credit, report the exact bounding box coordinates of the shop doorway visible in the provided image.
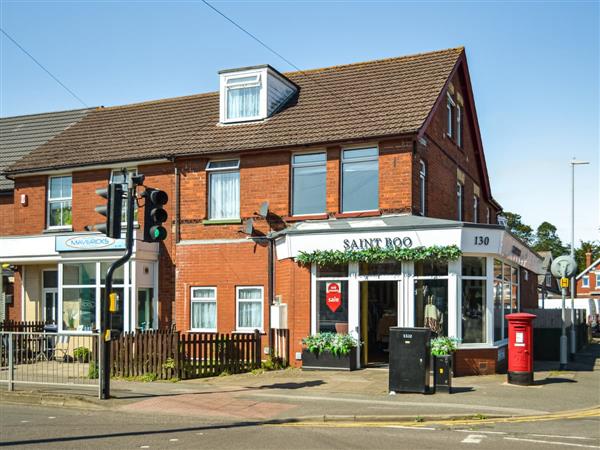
[360,281,398,366]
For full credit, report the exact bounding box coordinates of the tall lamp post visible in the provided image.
[570,158,589,358]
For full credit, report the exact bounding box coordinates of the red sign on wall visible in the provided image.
[325,282,342,313]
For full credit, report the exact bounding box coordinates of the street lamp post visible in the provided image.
[570,158,589,358]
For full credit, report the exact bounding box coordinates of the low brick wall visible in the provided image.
[454,346,506,377]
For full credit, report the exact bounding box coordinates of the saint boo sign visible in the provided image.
[326,282,342,313]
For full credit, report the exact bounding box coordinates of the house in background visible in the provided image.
[0,47,543,375]
[0,108,93,320]
[575,253,600,322]
[537,251,561,308]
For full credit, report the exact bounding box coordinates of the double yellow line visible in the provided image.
[269,406,600,428]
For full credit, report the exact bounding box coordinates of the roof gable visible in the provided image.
[5,47,463,174]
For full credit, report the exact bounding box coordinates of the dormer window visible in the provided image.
[219,65,297,124]
[225,74,262,121]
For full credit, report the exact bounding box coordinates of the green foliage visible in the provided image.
[261,355,285,371]
[533,221,568,257]
[575,240,600,272]
[297,245,462,266]
[302,332,360,357]
[162,358,176,370]
[73,346,90,362]
[87,361,98,379]
[503,212,534,245]
[430,337,459,356]
[139,372,158,382]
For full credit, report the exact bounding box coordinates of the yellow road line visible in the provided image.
[268,407,600,428]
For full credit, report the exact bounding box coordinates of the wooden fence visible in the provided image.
[0,320,52,332]
[110,329,179,380]
[179,330,261,379]
[110,329,276,380]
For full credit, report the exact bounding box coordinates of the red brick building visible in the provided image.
[0,48,542,375]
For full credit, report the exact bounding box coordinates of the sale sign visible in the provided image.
[325,282,342,313]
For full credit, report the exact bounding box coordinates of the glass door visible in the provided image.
[44,289,58,323]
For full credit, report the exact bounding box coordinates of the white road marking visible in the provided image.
[530,434,595,441]
[455,430,506,435]
[196,432,204,435]
[386,425,436,430]
[140,446,149,449]
[20,420,29,423]
[169,438,179,442]
[461,434,486,444]
[48,417,56,419]
[504,437,600,448]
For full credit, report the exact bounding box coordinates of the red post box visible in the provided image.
[505,312,536,385]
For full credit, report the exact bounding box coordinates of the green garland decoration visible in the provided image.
[296,245,462,266]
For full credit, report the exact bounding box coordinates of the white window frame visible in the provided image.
[341,146,379,213]
[545,273,552,287]
[419,160,426,216]
[595,273,600,287]
[582,276,589,288]
[473,195,479,223]
[457,182,464,221]
[447,94,455,138]
[110,168,138,225]
[47,175,73,230]
[493,259,520,345]
[236,286,264,332]
[220,71,265,123]
[206,159,241,220]
[190,287,217,332]
[291,151,327,216]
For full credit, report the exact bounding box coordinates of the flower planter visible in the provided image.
[301,348,357,371]
[433,354,453,393]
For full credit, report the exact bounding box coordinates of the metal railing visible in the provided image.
[0,331,101,397]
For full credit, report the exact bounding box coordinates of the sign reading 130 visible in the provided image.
[473,236,490,246]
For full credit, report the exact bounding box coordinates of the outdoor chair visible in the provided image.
[54,335,70,362]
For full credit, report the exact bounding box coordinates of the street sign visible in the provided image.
[560,277,569,288]
[551,255,578,279]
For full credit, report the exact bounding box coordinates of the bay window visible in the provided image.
[341,147,379,212]
[292,152,326,216]
[236,287,263,331]
[207,160,240,220]
[191,287,217,331]
[493,259,519,342]
[461,257,487,343]
[48,175,72,228]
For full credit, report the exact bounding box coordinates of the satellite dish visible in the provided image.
[258,201,269,218]
[244,218,254,235]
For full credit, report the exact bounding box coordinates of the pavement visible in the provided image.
[2,340,599,425]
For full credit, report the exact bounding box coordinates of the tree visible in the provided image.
[533,221,568,257]
[503,212,534,245]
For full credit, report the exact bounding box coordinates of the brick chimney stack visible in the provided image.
[585,251,592,268]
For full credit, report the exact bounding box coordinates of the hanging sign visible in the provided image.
[325,282,342,313]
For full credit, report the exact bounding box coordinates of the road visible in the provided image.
[0,404,598,449]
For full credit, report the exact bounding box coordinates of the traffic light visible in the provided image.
[142,188,168,242]
[94,183,123,239]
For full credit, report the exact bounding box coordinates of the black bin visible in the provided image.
[389,327,431,394]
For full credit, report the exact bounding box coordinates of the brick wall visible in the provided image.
[12,175,46,235]
[418,69,499,223]
[454,346,507,376]
[0,193,14,235]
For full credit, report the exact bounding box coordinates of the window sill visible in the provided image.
[234,329,264,335]
[202,219,242,225]
[43,226,73,234]
[284,214,329,222]
[334,211,381,219]
[189,329,217,333]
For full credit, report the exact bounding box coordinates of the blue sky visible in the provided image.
[1,1,598,244]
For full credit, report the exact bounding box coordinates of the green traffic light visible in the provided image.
[153,228,160,238]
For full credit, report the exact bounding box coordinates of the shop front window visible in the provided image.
[493,259,519,342]
[63,288,96,331]
[415,260,449,337]
[461,256,487,344]
[359,260,402,276]
[137,288,154,331]
[316,264,349,334]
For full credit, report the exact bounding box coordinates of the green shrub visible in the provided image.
[162,358,176,370]
[73,346,91,362]
[302,332,360,356]
[430,337,459,356]
[88,361,98,379]
[261,355,285,371]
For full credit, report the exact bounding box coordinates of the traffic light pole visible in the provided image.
[99,178,136,400]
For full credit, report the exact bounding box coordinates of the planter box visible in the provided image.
[433,354,453,393]
[301,348,357,371]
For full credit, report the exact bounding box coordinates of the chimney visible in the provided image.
[585,251,592,268]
